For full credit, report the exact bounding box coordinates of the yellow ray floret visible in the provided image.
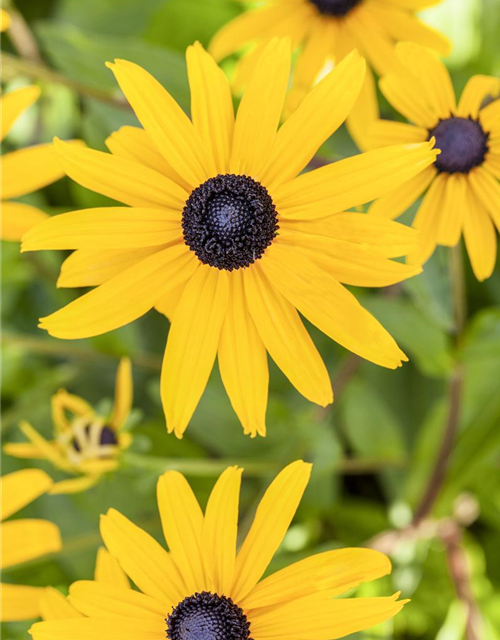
[367,43,500,281]
[29,461,407,640]
[21,41,439,438]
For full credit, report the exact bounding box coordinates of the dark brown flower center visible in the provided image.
[308,0,362,16]
[182,174,278,271]
[166,592,252,640]
[429,117,489,174]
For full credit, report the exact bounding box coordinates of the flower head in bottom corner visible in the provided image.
[30,461,407,640]
[1,469,62,622]
[367,43,500,281]
[4,358,134,494]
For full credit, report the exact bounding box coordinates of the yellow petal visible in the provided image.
[274,141,438,219]
[230,38,291,177]
[0,469,53,521]
[110,358,133,430]
[94,547,130,588]
[157,471,206,595]
[261,244,407,368]
[57,247,162,288]
[187,42,234,175]
[0,8,11,33]
[436,173,468,247]
[51,390,94,432]
[468,166,500,232]
[345,7,398,77]
[161,266,229,437]
[203,467,242,594]
[54,138,187,209]
[22,208,181,252]
[100,508,185,608]
[231,460,312,602]
[107,59,208,188]
[407,173,446,265]
[49,475,101,495]
[250,592,406,640]
[1,519,61,569]
[68,581,165,619]
[276,230,421,287]
[39,244,197,339]
[380,72,438,128]
[16,420,72,471]
[457,75,500,118]
[105,126,189,190]
[154,283,185,322]
[242,547,391,609]
[260,50,366,187]
[244,265,332,406]
[1,583,45,622]
[1,201,48,242]
[463,187,497,282]
[39,587,82,621]
[346,67,379,152]
[369,165,436,219]
[30,618,164,640]
[1,86,40,141]
[283,213,419,258]
[1,143,69,200]
[366,120,428,150]
[3,442,45,459]
[218,272,268,437]
[479,99,500,134]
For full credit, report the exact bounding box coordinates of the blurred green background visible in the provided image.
[1,0,500,639]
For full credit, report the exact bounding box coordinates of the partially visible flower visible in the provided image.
[367,43,500,281]
[0,8,10,31]
[38,547,130,621]
[4,358,133,494]
[21,42,438,438]
[0,86,78,241]
[30,461,407,640]
[209,0,450,148]
[1,469,62,622]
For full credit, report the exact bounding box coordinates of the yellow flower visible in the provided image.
[22,41,438,438]
[30,461,407,640]
[4,358,134,494]
[38,547,130,621]
[0,86,71,241]
[367,43,500,281]
[0,8,11,32]
[1,469,62,622]
[209,0,450,148]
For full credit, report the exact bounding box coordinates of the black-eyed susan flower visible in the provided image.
[209,0,450,148]
[367,43,500,281]
[4,358,133,494]
[22,41,439,438]
[30,461,407,640]
[1,469,62,622]
[0,86,76,241]
[39,547,130,621]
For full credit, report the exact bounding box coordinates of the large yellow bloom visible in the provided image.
[210,0,450,148]
[1,469,62,622]
[4,358,134,494]
[22,41,438,438]
[367,43,500,281]
[30,461,407,640]
[1,86,70,241]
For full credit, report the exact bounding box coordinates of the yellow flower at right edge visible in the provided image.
[209,0,450,149]
[4,358,133,494]
[1,469,62,622]
[22,42,439,439]
[367,43,500,281]
[30,461,407,640]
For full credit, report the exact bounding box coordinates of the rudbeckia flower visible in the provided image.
[209,0,450,148]
[367,43,500,281]
[0,86,73,241]
[22,41,438,438]
[1,469,62,622]
[4,358,133,494]
[39,547,130,621]
[29,461,407,640]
